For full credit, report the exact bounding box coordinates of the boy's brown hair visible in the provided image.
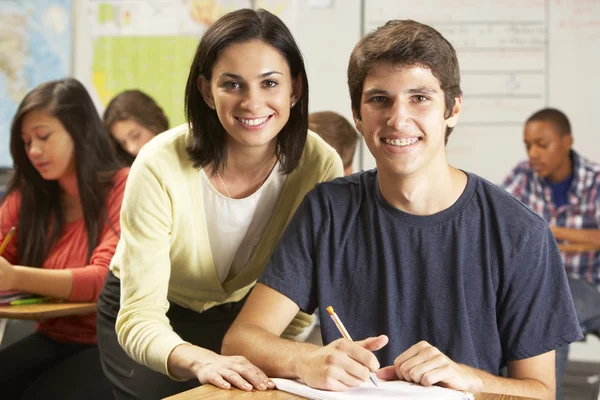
[309,111,358,169]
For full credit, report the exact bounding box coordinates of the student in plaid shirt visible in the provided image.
[502,107,600,400]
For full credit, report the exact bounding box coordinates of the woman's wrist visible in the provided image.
[167,343,218,379]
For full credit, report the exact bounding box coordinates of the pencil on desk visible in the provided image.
[0,227,15,256]
[326,306,379,387]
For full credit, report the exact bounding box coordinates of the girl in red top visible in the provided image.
[0,78,128,400]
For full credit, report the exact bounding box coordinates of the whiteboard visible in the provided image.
[360,0,600,184]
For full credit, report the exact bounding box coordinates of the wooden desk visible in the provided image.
[164,385,537,400]
[0,302,96,320]
[558,243,600,253]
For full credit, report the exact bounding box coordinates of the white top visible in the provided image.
[200,163,287,283]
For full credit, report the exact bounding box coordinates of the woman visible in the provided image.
[103,89,169,165]
[96,8,343,400]
[0,78,128,399]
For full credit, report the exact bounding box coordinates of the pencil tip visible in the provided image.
[370,374,379,387]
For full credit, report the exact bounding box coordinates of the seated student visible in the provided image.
[502,108,600,400]
[222,20,582,399]
[309,111,359,176]
[0,78,128,399]
[103,89,169,165]
[96,8,343,400]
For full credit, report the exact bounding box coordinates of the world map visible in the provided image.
[0,0,72,168]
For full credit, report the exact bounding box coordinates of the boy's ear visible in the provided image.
[562,133,573,149]
[446,96,462,128]
[352,108,363,135]
[197,76,215,109]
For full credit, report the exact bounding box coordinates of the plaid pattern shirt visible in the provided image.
[502,151,600,290]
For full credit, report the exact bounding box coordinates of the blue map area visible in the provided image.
[0,0,72,168]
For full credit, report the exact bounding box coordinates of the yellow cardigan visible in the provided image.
[112,124,343,376]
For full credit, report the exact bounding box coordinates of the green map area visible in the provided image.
[92,36,198,126]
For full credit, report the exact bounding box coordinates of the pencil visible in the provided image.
[326,306,379,387]
[0,227,15,256]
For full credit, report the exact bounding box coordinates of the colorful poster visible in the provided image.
[88,0,251,127]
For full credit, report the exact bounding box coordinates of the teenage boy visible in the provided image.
[223,20,582,399]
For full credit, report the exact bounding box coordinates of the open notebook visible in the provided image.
[272,378,474,399]
[0,291,39,305]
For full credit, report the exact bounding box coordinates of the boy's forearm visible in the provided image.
[222,323,319,378]
[467,365,553,399]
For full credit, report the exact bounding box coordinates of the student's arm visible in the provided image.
[376,341,553,398]
[0,170,128,300]
[222,184,385,391]
[0,192,74,296]
[557,193,600,248]
[500,162,528,201]
[222,283,388,391]
[0,262,73,298]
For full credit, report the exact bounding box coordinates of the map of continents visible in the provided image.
[90,0,251,127]
[0,0,71,168]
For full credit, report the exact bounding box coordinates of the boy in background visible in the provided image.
[503,108,600,400]
[309,111,359,176]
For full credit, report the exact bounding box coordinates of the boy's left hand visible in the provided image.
[376,340,483,393]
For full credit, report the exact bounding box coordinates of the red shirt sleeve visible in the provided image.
[0,192,21,265]
[69,168,129,302]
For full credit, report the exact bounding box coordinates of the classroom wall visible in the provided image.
[290,0,362,172]
[5,0,600,179]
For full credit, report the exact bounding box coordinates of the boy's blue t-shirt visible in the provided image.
[547,173,574,209]
[259,170,582,374]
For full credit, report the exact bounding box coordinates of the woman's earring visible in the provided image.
[291,102,295,108]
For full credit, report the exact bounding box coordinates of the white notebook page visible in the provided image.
[272,378,475,400]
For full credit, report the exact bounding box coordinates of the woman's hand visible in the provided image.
[168,343,275,391]
[193,353,275,391]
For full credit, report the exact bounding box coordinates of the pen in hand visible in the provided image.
[326,306,379,387]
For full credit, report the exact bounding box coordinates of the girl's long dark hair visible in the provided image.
[7,78,123,267]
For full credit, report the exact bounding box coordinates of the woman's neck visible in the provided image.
[224,139,277,176]
[207,140,278,199]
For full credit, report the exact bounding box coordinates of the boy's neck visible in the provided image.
[377,161,468,216]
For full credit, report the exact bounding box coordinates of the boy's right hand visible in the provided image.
[297,335,388,391]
